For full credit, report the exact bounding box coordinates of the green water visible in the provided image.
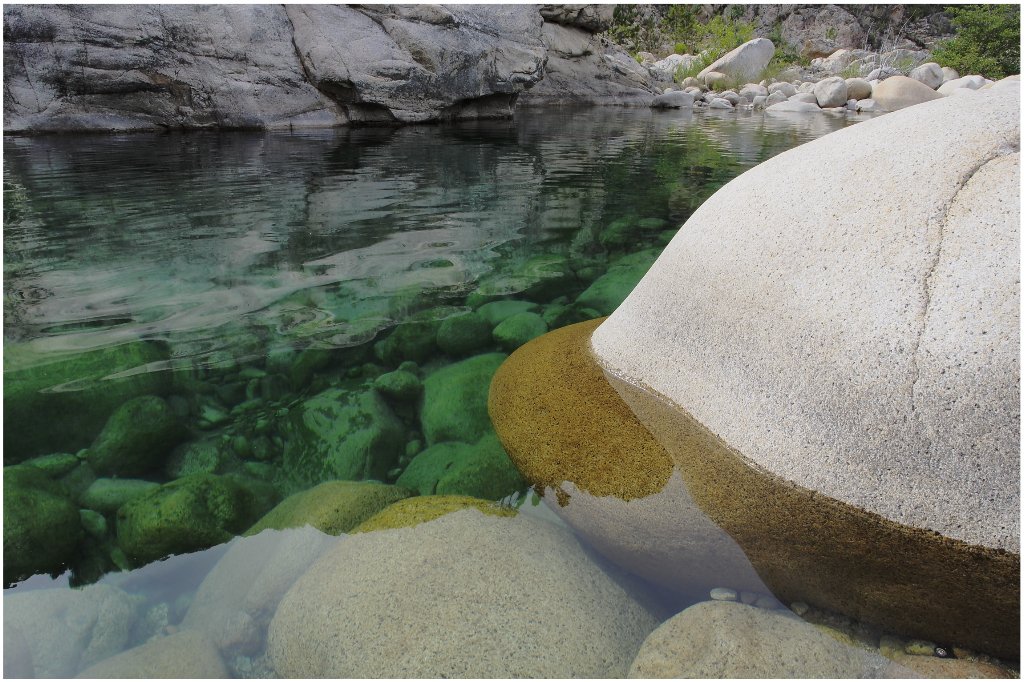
[4,108,881,677]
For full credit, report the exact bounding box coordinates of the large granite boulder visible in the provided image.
[4,340,170,462]
[4,465,83,585]
[75,630,228,679]
[628,601,909,678]
[3,583,144,678]
[697,38,775,84]
[267,509,659,677]
[286,4,545,124]
[590,85,1020,656]
[871,75,943,111]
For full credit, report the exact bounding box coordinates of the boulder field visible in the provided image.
[491,83,1020,657]
[2,4,652,133]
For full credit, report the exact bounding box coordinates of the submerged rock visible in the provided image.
[395,432,526,500]
[351,494,517,533]
[476,300,539,327]
[268,509,659,677]
[575,249,660,316]
[419,353,507,447]
[87,395,185,477]
[76,630,228,679]
[627,601,909,678]
[3,583,143,678]
[80,478,160,516]
[4,340,170,462]
[373,369,422,402]
[244,481,411,537]
[436,311,492,356]
[3,465,83,585]
[492,311,548,352]
[116,473,270,564]
[281,388,405,490]
[590,84,1021,656]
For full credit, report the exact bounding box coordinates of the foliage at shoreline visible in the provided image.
[931,5,1020,80]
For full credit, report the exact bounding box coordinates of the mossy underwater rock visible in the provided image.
[488,319,765,595]
[116,473,270,565]
[373,369,421,402]
[575,249,660,316]
[394,432,526,501]
[86,395,185,477]
[3,465,84,586]
[492,312,548,352]
[350,494,517,533]
[435,310,492,356]
[4,340,170,463]
[419,352,506,447]
[590,87,1021,657]
[245,481,411,537]
[476,300,538,327]
[79,477,160,516]
[512,253,578,300]
[280,388,405,492]
[376,306,461,366]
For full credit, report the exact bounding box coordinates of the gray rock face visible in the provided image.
[627,601,909,679]
[3,4,347,133]
[698,38,775,83]
[813,76,848,108]
[286,4,546,124]
[909,62,944,90]
[651,91,694,108]
[539,4,614,32]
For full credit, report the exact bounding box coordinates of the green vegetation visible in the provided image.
[931,5,1020,80]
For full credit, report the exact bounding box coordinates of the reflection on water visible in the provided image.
[5,108,953,678]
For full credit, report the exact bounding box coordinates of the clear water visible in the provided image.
[4,107,934,677]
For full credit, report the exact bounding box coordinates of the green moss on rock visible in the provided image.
[373,370,422,402]
[245,481,411,536]
[575,249,660,316]
[492,312,548,352]
[349,495,516,534]
[436,311,492,356]
[87,396,185,477]
[419,353,507,447]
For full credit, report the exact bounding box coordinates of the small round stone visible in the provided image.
[790,601,810,617]
[710,587,738,602]
[739,591,759,605]
[755,594,781,609]
[906,639,938,656]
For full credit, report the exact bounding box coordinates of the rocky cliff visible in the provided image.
[3,4,655,134]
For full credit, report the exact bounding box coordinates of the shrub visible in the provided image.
[931,5,1020,80]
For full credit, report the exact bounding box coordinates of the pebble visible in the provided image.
[755,594,781,609]
[710,587,738,601]
[790,601,810,616]
[906,639,938,656]
[739,590,759,605]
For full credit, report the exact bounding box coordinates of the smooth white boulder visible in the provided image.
[871,75,942,111]
[764,91,788,107]
[789,92,819,104]
[768,82,797,98]
[855,98,887,112]
[909,62,944,90]
[845,77,872,100]
[591,85,1020,552]
[651,91,695,108]
[813,76,848,107]
[765,100,822,113]
[937,74,988,96]
[697,38,774,83]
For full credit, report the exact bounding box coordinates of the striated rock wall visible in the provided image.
[3,4,654,133]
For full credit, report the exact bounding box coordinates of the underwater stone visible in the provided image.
[79,509,108,540]
[116,473,270,565]
[710,587,738,601]
[269,509,659,678]
[22,452,80,478]
[3,465,83,586]
[373,370,422,402]
[377,307,460,366]
[350,494,517,533]
[87,395,185,477]
[512,253,578,301]
[289,346,332,389]
[598,215,637,248]
[4,340,171,462]
[244,480,410,537]
[166,439,239,479]
[420,353,507,447]
[281,388,405,491]
[492,312,548,352]
[476,300,539,327]
[80,477,160,516]
[4,583,143,678]
[628,601,908,679]
[395,432,526,501]
[575,249,659,316]
[436,311,492,356]
[77,630,229,679]
[260,373,291,402]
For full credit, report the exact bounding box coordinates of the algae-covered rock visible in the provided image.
[22,452,80,478]
[492,312,548,352]
[476,300,539,327]
[395,432,526,500]
[513,254,578,300]
[373,370,422,402]
[419,353,507,447]
[281,388,405,490]
[436,311,492,356]
[3,465,83,585]
[245,481,411,536]
[351,495,517,533]
[80,477,160,516]
[116,473,269,564]
[598,215,638,248]
[575,249,660,316]
[4,340,171,462]
[376,307,461,366]
[87,395,185,477]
